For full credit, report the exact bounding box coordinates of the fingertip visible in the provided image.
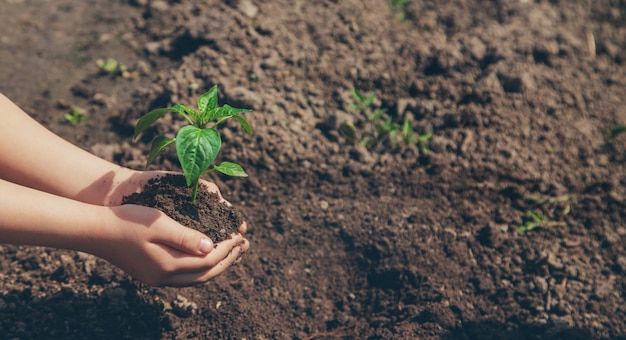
[229,233,243,245]
[199,237,214,254]
[239,238,250,252]
[199,180,220,194]
[238,221,248,234]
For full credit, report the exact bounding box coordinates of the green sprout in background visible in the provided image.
[390,0,411,20]
[401,117,432,154]
[64,107,86,126]
[515,194,574,233]
[133,84,252,203]
[97,58,126,75]
[341,88,432,153]
[96,57,137,78]
[607,125,626,142]
[516,211,566,233]
[516,211,549,233]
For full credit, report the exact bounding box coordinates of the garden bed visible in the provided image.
[0,0,624,338]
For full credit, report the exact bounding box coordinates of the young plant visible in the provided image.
[389,0,411,20]
[133,85,252,203]
[342,89,392,149]
[607,124,626,142]
[516,210,567,233]
[97,58,127,75]
[401,117,432,154]
[348,88,387,120]
[64,107,86,126]
[341,88,432,153]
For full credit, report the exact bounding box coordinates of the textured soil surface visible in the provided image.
[122,174,245,243]
[1,0,626,339]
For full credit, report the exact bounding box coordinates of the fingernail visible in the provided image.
[199,238,213,253]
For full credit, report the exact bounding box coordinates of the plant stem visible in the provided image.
[191,178,199,204]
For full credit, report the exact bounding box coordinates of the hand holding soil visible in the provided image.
[94,203,248,287]
[101,169,250,286]
[0,92,248,287]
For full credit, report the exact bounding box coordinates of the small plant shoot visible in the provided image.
[607,124,626,142]
[133,85,252,203]
[389,0,411,21]
[341,88,432,153]
[64,107,86,126]
[516,210,568,233]
[97,58,127,75]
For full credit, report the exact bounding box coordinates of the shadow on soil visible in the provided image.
[0,284,162,339]
[441,319,626,340]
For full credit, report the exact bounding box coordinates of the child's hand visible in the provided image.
[94,204,248,286]
[94,168,249,286]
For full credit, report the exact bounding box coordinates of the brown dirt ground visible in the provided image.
[1,0,626,339]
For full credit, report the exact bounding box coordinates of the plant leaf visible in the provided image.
[528,211,544,223]
[233,115,253,135]
[368,108,387,121]
[214,161,248,177]
[215,104,251,118]
[364,93,376,107]
[146,136,175,166]
[402,117,412,138]
[134,107,176,139]
[171,103,199,126]
[176,126,221,186]
[348,103,361,111]
[516,223,532,233]
[607,125,626,141]
[351,89,364,103]
[198,85,219,119]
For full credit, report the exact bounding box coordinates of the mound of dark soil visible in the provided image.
[122,174,244,243]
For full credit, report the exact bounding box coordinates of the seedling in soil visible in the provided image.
[517,211,567,232]
[97,58,127,75]
[64,107,86,126]
[607,124,626,142]
[401,117,432,154]
[341,88,432,153]
[389,0,411,20]
[133,84,253,203]
[347,88,386,119]
[516,193,573,232]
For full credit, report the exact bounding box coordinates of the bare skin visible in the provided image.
[0,93,249,287]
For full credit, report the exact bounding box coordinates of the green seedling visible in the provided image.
[516,210,567,233]
[133,84,252,203]
[401,117,432,154]
[348,89,387,120]
[64,107,86,126]
[389,0,410,20]
[390,0,411,9]
[342,88,432,153]
[516,193,574,233]
[607,125,626,142]
[96,58,127,76]
[516,211,546,232]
